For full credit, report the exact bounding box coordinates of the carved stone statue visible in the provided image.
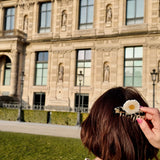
[104,63,110,82]
[61,10,67,30]
[23,15,28,32]
[106,5,112,24]
[58,64,64,81]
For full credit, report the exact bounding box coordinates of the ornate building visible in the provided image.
[0,0,160,111]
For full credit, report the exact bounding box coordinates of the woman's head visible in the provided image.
[81,87,158,160]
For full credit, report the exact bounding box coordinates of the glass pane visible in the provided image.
[126,19,135,25]
[136,0,144,18]
[88,0,94,5]
[10,16,14,30]
[126,0,135,18]
[37,52,43,61]
[77,68,83,75]
[46,12,51,27]
[6,8,11,15]
[124,77,133,86]
[85,68,91,76]
[36,63,43,68]
[43,68,48,76]
[125,67,133,76]
[42,78,47,85]
[84,76,90,86]
[47,2,51,10]
[12,8,15,15]
[5,69,11,78]
[44,52,48,61]
[4,69,11,85]
[80,7,87,24]
[125,61,133,66]
[134,67,142,76]
[77,62,84,67]
[36,69,42,77]
[41,3,46,11]
[134,77,142,87]
[81,0,87,6]
[134,60,142,66]
[135,18,143,24]
[6,17,10,30]
[41,12,46,27]
[85,50,91,60]
[78,50,85,60]
[85,62,91,67]
[86,24,93,29]
[87,6,93,23]
[77,68,83,85]
[125,47,133,58]
[36,77,42,85]
[134,47,143,58]
[43,63,48,68]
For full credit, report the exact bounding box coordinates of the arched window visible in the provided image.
[3,56,11,85]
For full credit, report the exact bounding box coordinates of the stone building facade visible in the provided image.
[0,0,160,111]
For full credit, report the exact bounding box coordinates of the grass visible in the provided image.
[0,132,95,160]
[0,132,159,160]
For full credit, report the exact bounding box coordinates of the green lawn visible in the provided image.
[0,132,159,160]
[0,132,95,160]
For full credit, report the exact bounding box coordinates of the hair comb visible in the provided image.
[114,100,145,121]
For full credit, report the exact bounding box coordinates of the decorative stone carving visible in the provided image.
[58,63,64,81]
[106,4,112,25]
[18,0,34,9]
[103,62,110,82]
[23,15,28,33]
[61,10,67,31]
[96,47,115,53]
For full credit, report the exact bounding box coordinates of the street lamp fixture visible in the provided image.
[17,71,24,121]
[150,69,158,108]
[76,71,84,126]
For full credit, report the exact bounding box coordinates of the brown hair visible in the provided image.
[81,87,158,160]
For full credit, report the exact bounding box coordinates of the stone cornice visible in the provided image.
[28,30,160,43]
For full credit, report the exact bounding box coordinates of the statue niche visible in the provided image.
[106,4,112,25]
[61,10,67,31]
[58,63,64,82]
[103,62,110,82]
[23,15,28,33]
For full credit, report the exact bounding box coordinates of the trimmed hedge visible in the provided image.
[0,108,18,121]
[23,110,48,123]
[0,108,89,125]
[51,111,77,125]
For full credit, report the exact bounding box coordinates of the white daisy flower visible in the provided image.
[122,100,140,115]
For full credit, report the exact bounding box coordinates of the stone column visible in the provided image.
[10,50,18,96]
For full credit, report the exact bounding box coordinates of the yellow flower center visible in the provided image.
[129,105,135,110]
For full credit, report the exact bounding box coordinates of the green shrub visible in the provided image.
[81,113,89,122]
[0,108,89,125]
[23,110,48,123]
[51,111,77,126]
[0,108,18,121]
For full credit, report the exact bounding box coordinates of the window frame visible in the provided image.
[3,7,15,31]
[34,51,48,86]
[126,0,144,25]
[3,57,11,86]
[78,0,94,30]
[124,46,143,87]
[75,49,92,86]
[74,93,89,112]
[38,1,52,33]
[33,92,45,106]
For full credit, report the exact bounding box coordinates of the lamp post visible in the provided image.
[76,71,84,126]
[150,69,158,108]
[17,71,24,121]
